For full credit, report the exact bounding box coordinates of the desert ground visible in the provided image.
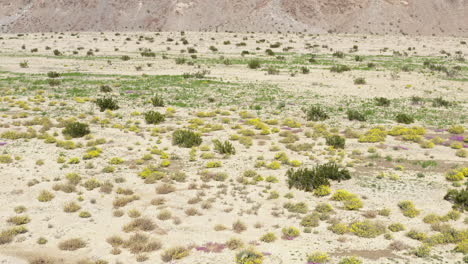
[0,32,467,264]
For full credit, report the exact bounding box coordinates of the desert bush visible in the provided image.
[247,59,261,69]
[144,111,165,124]
[226,238,244,250]
[349,220,385,238]
[284,202,308,214]
[266,66,279,75]
[347,110,366,121]
[58,238,86,251]
[307,251,330,263]
[161,246,190,262]
[151,95,164,107]
[260,232,277,243]
[300,213,320,227]
[395,113,414,124]
[305,105,329,121]
[47,71,60,78]
[328,222,348,234]
[432,97,451,107]
[413,244,431,257]
[172,130,202,148]
[398,200,420,217]
[282,226,300,239]
[444,188,468,211]
[7,215,30,225]
[375,97,390,107]
[326,135,345,149]
[330,65,350,73]
[286,162,351,192]
[155,183,176,194]
[388,223,405,232]
[63,202,81,213]
[96,97,119,112]
[354,78,366,85]
[406,229,427,241]
[62,122,90,138]
[232,220,247,233]
[123,218,156,232]
[338,256,362,264]
[37,190,54,202]
[213,139,235,155]
[235,248,263,264]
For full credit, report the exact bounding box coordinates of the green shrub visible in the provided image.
[307,252,330,263]
[349,220,385,238]
[300,213,320,227]
[432,97,451,107]
[444,188,468,211]
[96,97,119,112]
[328,223,348,235]
[375,97,390,107]
[144,111,165,124]
[338,256,362,264]
[398,200,420,217]
[151,95,164,107]
[330,65,350,73]
[388,223,405,232]
[172,130,202,148]
[260,232,277,243]
[37,190,54,202]
[407,229,427,241]
[282,226,300,239]
[413,244,431,257]
[283,202,308,214]
[235,248,263,264]
[326,135,345,149]
[247,59,261,69]
[58,238,86,251]
[347,110,366,121]
[47,71,60,78]
[354,78,366,85]
[396,113,414,124]
[305,106,329,121]
[286,162,351,192]
[213,139,236,155]
[62,122,90,138]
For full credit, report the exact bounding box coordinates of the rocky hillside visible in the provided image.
[1,0,467,35]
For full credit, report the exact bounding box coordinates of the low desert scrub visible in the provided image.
[113,195,139,208]
[172,130,202,148]
[144,111,165,124]
[307,251,330,263]
[37,190,54,202]
[235,248,263,264]
[286,162,351,192]
[151,94,165,107]
[7,215,30,225]
[226,237,244,250]
[155,183,176,194]
[338,256,363,264]
[398,200,420,218]
[213,139,236,155]
[260,232,277,243]
[62,122,90,138]
[305,105,329,121]
[63,202,81,213]
[123,218,156,232]
[326,135,345,149]
[58,238,86,251]
[281,226,300,240]
[349,220,385,238]
[123,233,162,254]
[232,220,247,233]
[161,246,190,262]
[96,97,119,112]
